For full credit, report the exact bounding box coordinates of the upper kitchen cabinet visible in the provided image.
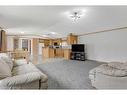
[67,33,78,45]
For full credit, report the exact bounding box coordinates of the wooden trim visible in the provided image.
[62,39,67,42]
[0,50,13,53]
[7,34,50,39]
[7,34,67,39]
[6,26,127,38]
[1,30,7,51]
[32,38,38,64]
[78,26,127,36]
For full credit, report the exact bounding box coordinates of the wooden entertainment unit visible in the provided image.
[71,44,85,61]
[71,52,85,61]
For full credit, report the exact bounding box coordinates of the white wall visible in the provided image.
[79,29,127,62]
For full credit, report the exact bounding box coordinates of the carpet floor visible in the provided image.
[36,58,103,89]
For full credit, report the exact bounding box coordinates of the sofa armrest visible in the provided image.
[39,72,48,82]
[0,72,44,87]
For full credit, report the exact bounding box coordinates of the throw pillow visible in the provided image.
[0,53,13,71]
[96,64,127,77]
[14,59,28,67]
[0,58,12,79]
[108,62,127,70]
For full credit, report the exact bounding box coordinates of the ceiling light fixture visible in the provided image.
[70,12,80,22]
[69,9,86,22]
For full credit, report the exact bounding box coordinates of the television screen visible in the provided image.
[72,44,84,52]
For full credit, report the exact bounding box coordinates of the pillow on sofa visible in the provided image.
[0,53,13,71]
[1,57,13,70]
[0,58,12,79]
[14,59,28,67]
[108,62,127,70]
[0,53,9,57]
[96,64,127,77]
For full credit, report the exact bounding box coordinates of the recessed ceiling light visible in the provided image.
[21,32,24,34]
[42,35,48,37]
[50,32,56,35]
[82,9,87,13]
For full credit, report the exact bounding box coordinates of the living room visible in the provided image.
[0,6,127,90]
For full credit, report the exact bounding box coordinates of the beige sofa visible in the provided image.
[89,62,127,89]
[0,53,48,89]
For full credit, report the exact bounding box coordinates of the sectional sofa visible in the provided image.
[0,53,48,89]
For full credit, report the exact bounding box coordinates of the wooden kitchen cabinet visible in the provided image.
[42,47,54,59]
[63,49,71,60]
[67,34,78,45]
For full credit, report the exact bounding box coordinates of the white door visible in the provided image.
[38,43,44,55]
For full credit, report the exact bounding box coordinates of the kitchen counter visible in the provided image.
[42,47,71,61]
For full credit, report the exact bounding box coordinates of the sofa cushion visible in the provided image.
[0,72,43,87]
[1,57,13,70]
[95,64,127,77]
[12,63,48,82]
[0,53,13,71]
[0,58,12,79]
[13,59,28,67]
[12,63,40,75]
[0,53,9,57]
[108,62,127,70]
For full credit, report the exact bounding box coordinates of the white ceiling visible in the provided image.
[0,6,127,38]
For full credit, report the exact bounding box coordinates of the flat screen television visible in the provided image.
[72,44,84,52]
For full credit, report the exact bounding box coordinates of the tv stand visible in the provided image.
[71,52,85,61]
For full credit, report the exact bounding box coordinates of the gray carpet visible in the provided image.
[36,58,103,89]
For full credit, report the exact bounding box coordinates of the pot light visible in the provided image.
[21,32,24,34]
[42,35,48,37]
[50,32,56,35]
